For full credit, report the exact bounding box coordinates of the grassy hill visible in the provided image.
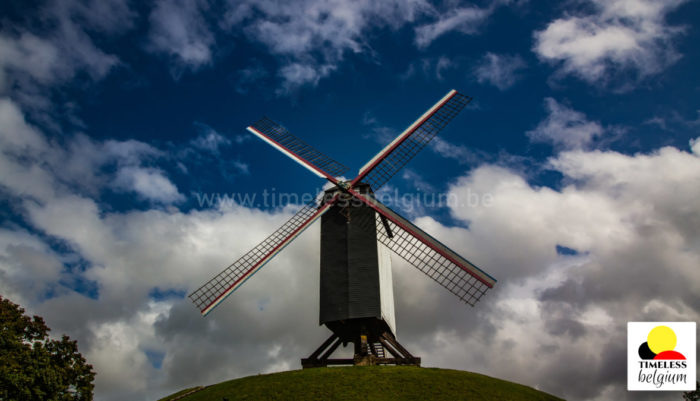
[158,366,564,401]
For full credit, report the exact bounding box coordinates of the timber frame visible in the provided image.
[301,330,420,368]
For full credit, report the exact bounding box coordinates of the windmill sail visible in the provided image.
[189,192,340,316]
[190,88,495,368]
[248,117,348,181]
[348,190,495,305]
[191,88,495,319]
[351,90,471,191]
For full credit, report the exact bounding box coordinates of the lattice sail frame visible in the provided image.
[352,90,471,191]
[189,192,339,315]
[377,216,491,305]
[248,117,349,179]
[350,194,494,305]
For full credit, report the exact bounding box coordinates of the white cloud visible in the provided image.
[147,0,215,75]
[0,97,47,152]
[430,137,484,165]
[59,0,137,35]
[144,0,505,92]
[692,137,700,155]
[240,0,428,55]
[276,63,335,94]
[533,0,689,86]
[102,139,162,166]
[361,112,398,145]
[0,96,168,202]
[0,34,63,88]
[0,31,118,96]
[430,140,700,399]
[414,4,493,48]
[0,0,131,90]
[672,109,700,128]
[114,167,184,204]
[473,52,526,90]
[526,98,604,149]
[20,196,323,400]
[400,56,456,81]
[0,0,132,128]
[434,56,453,80]
[224,0,430,92]
[0,228,65,303]
[86,302,171,397]
[190,123,231,154]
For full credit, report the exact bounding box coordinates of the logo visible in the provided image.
[628,322,696,391]
[638,325,686,360]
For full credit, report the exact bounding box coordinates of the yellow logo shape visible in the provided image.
[647,325,677,354]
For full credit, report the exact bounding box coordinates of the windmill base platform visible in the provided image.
[301,318,420,368]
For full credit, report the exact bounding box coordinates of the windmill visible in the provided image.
[189,89,497,368]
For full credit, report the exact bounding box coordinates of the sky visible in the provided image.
[1,0,699,400]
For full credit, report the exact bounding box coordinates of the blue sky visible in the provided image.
[1,1,700,400]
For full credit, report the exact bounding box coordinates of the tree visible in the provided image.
[684,382,700,401]
[0,296,95,400]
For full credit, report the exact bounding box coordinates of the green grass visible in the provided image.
[158,386,203,401]
[158,366,564,401]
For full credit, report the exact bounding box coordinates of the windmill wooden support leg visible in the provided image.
[301,333,354,368]
[302,326,421,368]
[378,332,421,366]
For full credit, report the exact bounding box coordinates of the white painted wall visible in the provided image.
[377,242,396,335]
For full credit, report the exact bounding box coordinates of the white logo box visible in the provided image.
[627,322,696,391]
